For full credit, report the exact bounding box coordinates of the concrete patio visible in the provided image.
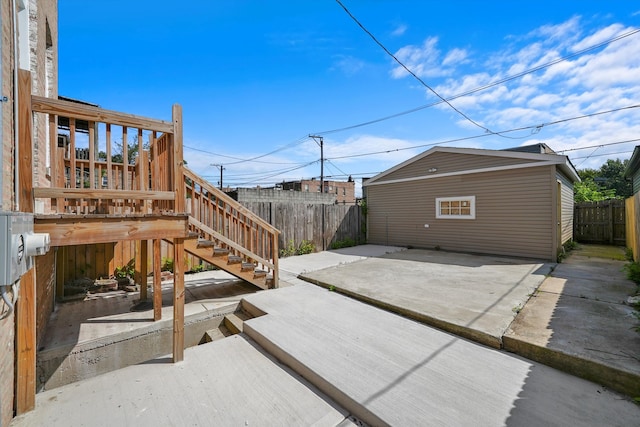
[11,244,640,426]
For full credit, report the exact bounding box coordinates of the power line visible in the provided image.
[556,137,640,153]
[314,24,640,136]
[335,0,498,136]
[570,149,634,160]
[233,160,319,187]
[324,104,640,161]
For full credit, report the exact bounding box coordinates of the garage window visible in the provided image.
[436,196,475,219]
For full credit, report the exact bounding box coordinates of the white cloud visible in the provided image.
[331,55,366,76]
[391,37,442,78]
[442,48,468,66]
[391,24,407,37]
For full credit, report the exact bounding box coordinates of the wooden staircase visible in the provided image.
[180,237,273,289]
[169,168,280,289]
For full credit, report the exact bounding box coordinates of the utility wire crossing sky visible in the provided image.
[59,1,640,195]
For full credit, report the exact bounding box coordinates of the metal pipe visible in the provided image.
[11,0,20,211]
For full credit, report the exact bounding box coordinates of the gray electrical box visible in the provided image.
[0,212,50,286]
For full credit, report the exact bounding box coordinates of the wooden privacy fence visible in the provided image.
[241,202,365,252]
[58,201,364,286]
[626,194,640,260]
[574,199,625,245]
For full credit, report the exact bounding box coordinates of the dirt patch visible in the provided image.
[574,244,627,261]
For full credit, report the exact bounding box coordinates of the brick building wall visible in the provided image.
[281,179,356,204]
[230,187,337,204]
[1,1,18,423]
[0,1,58,425]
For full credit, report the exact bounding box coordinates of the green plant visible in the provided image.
[190,264,205,273]
[279,239,316,257]
[114,262,135,279]
[297,240,315,255]
[626,247,635,262]
[624,262,640,284]
[279,240,297,258]
[161,257,174,273]
[330,237,356,250]
[328,285,336,292]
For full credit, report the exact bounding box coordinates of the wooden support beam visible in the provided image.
[153,239,162,321]
[172,105,184,214]
[33,187,175,201]
[16,69,36,414]
[31,95,174,134]
[15,268,36,414]
[56,248,65,299]
[18,70,33,211]
[34,214,190,246]
[172,238,185,362]
[136,241,148,301]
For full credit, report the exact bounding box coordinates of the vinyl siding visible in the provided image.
[368,165,555,260]
[633,170,640,195]
[557,171,574,244]
[376,151,536,182]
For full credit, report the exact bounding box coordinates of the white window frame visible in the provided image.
[436,196,476,219]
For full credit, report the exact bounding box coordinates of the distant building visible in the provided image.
[280,178,356,204]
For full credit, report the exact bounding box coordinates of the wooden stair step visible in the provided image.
[253,269,267,278]
[241,262,256,272]
[213,247,230,256]
[227,255,242,264]
[196,239,215,248]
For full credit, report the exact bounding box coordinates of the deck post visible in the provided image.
[172,104,185,362]
[136,240,148,301]
[172,238,185,362]
[153,239,162,321]
[16,69,36,414]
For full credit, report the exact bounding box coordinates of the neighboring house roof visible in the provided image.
[503,142,557,154]
[363,146,580,187]
[623,145,640,178]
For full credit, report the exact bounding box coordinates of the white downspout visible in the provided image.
[11,0,20,212]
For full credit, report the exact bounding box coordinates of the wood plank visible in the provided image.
[18,70,33,212]
[137,240,148,301]
[35,215,190,246]
[153,239,162,321]
[173,238,185,362]
[33,187,175,200]
[15,268,36,414]
[31,95,174,134]
[183,168,280,235]
[89,123,96,189]
[122,127,129,191]
[56,246,65,299]
[172,105,185,213]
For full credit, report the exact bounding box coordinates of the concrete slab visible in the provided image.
[242,283,640,426]
[300,248,552,348]
[14,335,348,427]
[504,252,640,397]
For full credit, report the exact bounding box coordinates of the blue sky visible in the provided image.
[59,1,640,195]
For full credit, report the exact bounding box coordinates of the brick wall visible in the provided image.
[1,0,17,423]
[232,187,338,204]
[0,1,58,424]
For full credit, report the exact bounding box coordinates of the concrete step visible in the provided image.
[224,311,252,335]
[37,302,239,391]
[200,325,232,344]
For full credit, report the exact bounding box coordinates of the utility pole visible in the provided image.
[211,164,224,190]
[309,135,324,193]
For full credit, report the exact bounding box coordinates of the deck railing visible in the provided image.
[31,94,278,285]
[31,96,182,215]
[183,167,280,285]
